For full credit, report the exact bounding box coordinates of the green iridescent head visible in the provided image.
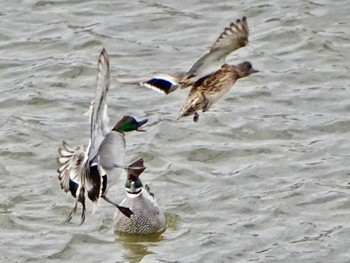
[113,116,148,134]
[125,158,145,194]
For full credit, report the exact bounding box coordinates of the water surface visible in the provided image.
[1,0,350,262]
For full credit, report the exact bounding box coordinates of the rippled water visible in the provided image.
[1,0,350,262]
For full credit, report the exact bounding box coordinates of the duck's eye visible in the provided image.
[245,62,252,69]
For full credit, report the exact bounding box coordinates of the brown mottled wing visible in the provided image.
[178,90,207,117]
[190,65,238,96]
[185,17,249,80]
[180,65,239,117]
[209,16,249,57]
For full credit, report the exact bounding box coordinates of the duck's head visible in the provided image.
[125,158,145,195]
[113,116,148,134]
[236,61,259,78]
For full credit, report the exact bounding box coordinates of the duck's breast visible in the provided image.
[113,191,166,235]
[98,131,126,170]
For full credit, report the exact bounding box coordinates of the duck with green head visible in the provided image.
[57,48,148,224]
[113,159,166,235]
[113,116,148,133]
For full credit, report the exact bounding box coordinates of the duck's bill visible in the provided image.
[136,118,148,131]
[251,68,259,73]
[129,183,137,193]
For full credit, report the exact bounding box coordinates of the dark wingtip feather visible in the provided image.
[141,78,178,95]
[127,158,145,181]
[100,48,108,61]
[118,206,134,218]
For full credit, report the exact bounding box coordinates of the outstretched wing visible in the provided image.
[57,141,88,223]
[84,48,111,208]
[185,17,249,80]
[140,72,186,95]
[57,141,86,196]
[209,16,249,57]
[88,48,111,162]
[56,49,112,223]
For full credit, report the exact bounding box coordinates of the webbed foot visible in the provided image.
[102,195,134,218]
[193,112,199,122]
[66,202,77,222]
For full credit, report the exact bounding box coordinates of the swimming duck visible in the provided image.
[113,159,166,235]
[57,48,148,224]
[140,17,251,94]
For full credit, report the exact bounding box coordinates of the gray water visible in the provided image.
[1,0,350,262]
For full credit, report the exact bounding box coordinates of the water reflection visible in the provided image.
[115,212,180,263]
[116,231,164,263]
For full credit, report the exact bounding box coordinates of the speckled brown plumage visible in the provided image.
[179,61,258,122]
[184,16,249,82]
[179,64,238,117]
[141,17,250,94]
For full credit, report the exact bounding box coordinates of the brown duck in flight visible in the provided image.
[140,16,258,121]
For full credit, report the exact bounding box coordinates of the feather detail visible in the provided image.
[179,64,238,119]
[185,17,249,80]
[140,72,186,95]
